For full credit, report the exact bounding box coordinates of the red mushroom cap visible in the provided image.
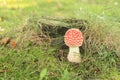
[64,28,83,47]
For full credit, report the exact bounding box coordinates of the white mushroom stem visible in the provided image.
[67,46,81,63]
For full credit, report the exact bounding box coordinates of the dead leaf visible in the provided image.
[0,37,10,45]
[10,39,16,48]
[0,70,8,73]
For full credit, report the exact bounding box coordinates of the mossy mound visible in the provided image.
[1,16,119,59]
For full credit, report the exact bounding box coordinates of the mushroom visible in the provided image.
[64,28,83,63]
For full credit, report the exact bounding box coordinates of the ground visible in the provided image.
[0,0,120,80]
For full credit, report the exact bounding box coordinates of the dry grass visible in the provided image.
[82,21,120,58]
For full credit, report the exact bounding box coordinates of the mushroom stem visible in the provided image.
[67,46,81,63]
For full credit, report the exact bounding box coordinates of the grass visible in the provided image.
[0,0,120,80]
